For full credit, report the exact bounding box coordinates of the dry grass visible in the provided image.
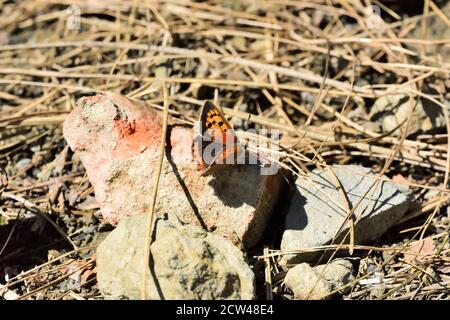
[0,0,449,300]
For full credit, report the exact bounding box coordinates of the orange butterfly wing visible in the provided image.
[195,101,244,176]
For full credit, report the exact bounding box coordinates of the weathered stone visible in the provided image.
[63,93,283,248]
[284,259,354,300]
[315,259,355,294]
[96,214,255,300]
[281,165,414,264]
[371,94,445,136]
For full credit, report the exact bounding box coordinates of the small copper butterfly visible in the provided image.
[193,101,245,176]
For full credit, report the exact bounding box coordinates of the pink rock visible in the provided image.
[63,93,283,248]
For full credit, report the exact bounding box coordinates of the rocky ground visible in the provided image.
[0,1,449,300]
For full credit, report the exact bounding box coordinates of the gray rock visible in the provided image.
[369,284,386,299]
[284,259,354,300]
[284,264,332,300]
[315,259,355,294]
[97,214,255,300]
[281,165,413,264]
[370,94,445,136]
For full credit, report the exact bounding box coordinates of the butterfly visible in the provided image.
[193,101,246,176]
